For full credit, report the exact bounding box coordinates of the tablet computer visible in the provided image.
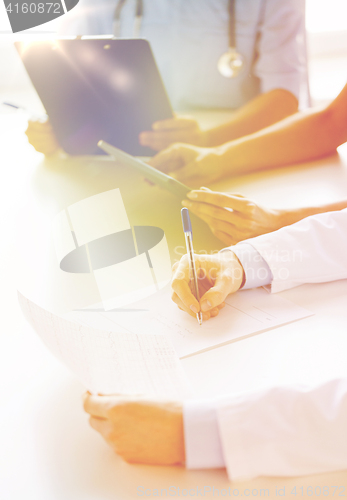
[98,140,191,199]
[15,38,173,156]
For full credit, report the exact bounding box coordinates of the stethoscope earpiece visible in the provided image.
[218,47,244,78]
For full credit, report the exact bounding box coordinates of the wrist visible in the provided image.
[276,207,318,228]
[219,250,245,291]
[212,145,233,179]
[217,142,244,177]
[198,129,211,147]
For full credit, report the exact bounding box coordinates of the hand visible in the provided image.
[148,143,225,187]
[182,188,283,245]
[139,116,205,151]
[25,118,60,155]
[83,393,185,465]
[171,251,244,320]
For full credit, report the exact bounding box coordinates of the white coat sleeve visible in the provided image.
[254,0,309,107]
[184,379,347,480]
[245,209,347,293]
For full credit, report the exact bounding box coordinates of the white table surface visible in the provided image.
[1,113,347,499]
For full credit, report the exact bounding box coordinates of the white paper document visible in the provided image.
[18,285,312,397]
[65,286,313,359]
[18,292,191,398]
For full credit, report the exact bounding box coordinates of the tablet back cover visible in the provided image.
[16,38,173,156]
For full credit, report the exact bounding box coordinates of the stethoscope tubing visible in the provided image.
[113,0,244,78]
[228,0,236,49]
[113,0,143,38]
[113,0,235,46]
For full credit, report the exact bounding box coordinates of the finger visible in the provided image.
[173,292,211,321]
[26,121,53,132]
[182,199,243,226]
[148,146,186,172]
[210,308,220,318]
[173,288,225,319]
[139,136,170,152]
[25,138,59,149]
[152,117,197,130]
[180,205,244,243]
[89,416,114,440]
[172,291,214,320]
[172,261,180,272]
[187,190,252,213]
[24,129,57,140]
[30,146,58,155]
[27,143,59,155]
[25,126,55,138]
[83,393,114,418]
[200,187,244,196]
[208,218,245,242]
[171,257,200,314]
[140,131,194,149]
[181,209,234,244]
[199,187,246,200]
[200,267,242,312]
[169,162,201,185]
[25,134,57,143]
[152,157,184,172]
[140,136,189,153]
[180,206,216,229]
[171,292,196,317]
[139,131,168,144]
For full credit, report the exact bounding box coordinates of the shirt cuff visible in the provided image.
[183,399,225,469]
[222,243,273,289]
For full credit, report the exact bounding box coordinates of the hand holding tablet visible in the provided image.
[98,140,191,199]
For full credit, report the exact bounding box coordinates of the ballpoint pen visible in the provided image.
[181,207,203,326]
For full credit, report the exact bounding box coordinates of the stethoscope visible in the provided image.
[113,0,244,78]
[113,0,143,39]
[218,0,245,78]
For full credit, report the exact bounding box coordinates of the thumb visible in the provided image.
[148,146,184,172]
[169,160,199,184]
[199,266,243,312]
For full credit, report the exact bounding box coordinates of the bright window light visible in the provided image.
[306,0,347,32]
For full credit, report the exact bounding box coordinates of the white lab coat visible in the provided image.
[59,0,309,110]
[249,208,347,293]
[184,209,347,479]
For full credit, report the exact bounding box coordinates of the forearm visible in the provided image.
[278,199,347,228]
[218,106,344,176]
[203,89,298,147]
